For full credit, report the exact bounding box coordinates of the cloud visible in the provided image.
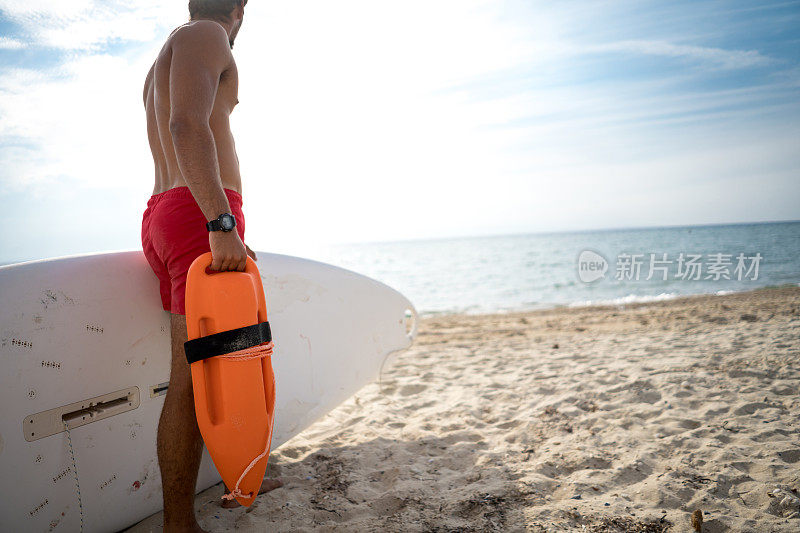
[0,1,185,192]
[587,40,775,70]
[0,0,183,50]
[0,36,25,49]
[0,52,156,192]
[0,0,93,18]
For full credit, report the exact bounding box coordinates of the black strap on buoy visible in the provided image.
[184,321,272,364]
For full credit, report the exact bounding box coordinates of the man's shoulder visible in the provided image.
[170,20,229,49]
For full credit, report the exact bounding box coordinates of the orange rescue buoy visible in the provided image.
[183,252,276,507]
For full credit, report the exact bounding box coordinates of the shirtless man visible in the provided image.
[140,1,280,530]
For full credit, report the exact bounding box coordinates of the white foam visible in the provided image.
[568,292,679,308]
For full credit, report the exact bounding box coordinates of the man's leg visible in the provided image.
[157,313,206,533]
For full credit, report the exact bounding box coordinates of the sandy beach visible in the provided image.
[130,286,800,532]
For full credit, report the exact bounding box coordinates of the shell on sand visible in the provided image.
[691,508,703,531]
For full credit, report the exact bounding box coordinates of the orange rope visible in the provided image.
[216,341,275,502]
[219,340,274,361]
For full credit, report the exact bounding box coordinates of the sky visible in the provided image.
[0,0,798,263]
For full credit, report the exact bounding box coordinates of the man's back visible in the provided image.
[143,20,242,196]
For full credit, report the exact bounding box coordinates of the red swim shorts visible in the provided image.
[141,186,245,315]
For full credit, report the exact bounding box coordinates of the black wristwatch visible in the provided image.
[206,213,236,232]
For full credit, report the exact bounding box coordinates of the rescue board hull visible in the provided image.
[0,250,416,532]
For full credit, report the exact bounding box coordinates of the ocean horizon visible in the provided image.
[315,220,800,316]
[3,220,799,316]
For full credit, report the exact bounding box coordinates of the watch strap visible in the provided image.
[206,213,236,232]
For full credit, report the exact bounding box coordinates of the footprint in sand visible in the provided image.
[732,402,772,415]
[777,449,800,464]
[398,384,428,396]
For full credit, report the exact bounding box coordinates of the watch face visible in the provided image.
[221,214,235,231]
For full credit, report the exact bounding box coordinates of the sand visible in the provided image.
[129,286,800,532]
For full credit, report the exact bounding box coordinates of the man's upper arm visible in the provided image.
[169,22,232,127]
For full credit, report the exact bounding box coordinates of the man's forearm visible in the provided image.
[169,120,231,222]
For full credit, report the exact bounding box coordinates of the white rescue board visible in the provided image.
[0,251,417,532]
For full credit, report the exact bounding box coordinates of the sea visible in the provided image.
[2,222,798,317]
[312,221,800,316]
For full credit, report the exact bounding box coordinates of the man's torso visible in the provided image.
[143,21,242,196]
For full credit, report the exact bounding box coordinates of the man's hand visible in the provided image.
[246,243,258,262]
[209,231,247,271]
